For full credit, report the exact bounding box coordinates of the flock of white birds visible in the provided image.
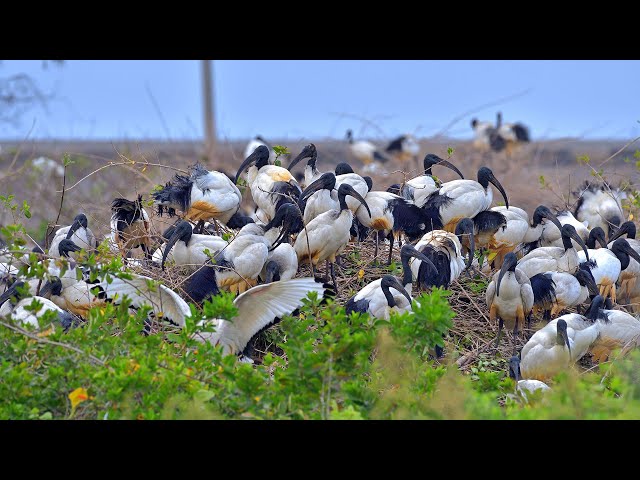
[1,126,639,400]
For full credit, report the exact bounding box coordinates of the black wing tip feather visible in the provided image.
[530,272,557,306]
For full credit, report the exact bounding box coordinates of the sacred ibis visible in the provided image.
[345,275,414,320]
[234,145,302,223]
[470,118,495,151]
[530,265,599,321]
[384,134,420,165]
[410,228,469,290]
[345,129,390,165]
[108,195,152,260]
[399,153,464,208]
[494,111,530,155]
[0,283,76,331]
[49,213,97,259]
[485,252,534,351]
[333,162,371,214]
[537,210,590,250]
[243,135,277,165]
[294,183,371,291]
[573,181,626,237]
[516,224,590,278]
[588,307,640,362]
[508,355,551,400]
[422,166,509,233]
[153,163,242,231]
[298,172,339,226]
[159,220,228,271]
[287,143,322,188]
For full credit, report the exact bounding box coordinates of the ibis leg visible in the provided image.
[330,261,338,294]
[512,322,519,356]
[141,244,152,261]
[494,317,504,350]
[326,259,330,280]
[374,233,379,263]
[543,309,551,322]
[194,220,205,234]
[387,232,394,265]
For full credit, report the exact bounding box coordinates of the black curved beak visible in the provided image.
[496,253,517,297]
[584,272,599,298]
[344,185,371,218]
[438,159,464,180]
[58,239,82,258]
[235,148,261,184]
[39,278,61,298]
[66,218,83,239]
[287,145,314,171]
[264,261,279,284]
[542,210,563,231]
[387,276,412,305]
[455,219,475,269]
[621,241,640,265]
[269,218,293,252]
[561,328,572,359]
[162,228,184,270]
[607,225,625,243]
[402,244,437,276]
[569,228,590,262]
[488,173,509,209]
[299,174,334,205]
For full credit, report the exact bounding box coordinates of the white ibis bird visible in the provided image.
[422,166,509,233]
[410,227,470,290]
[243,135,277,165]
[538,210,590,250]
[485,252,534,351]
[234,145,302,223]
[153,163,242,231]
[333,162,371,214]
[384,134,420,165]
[345,274,413,320]
[607,220,638,248]
[108,195,152,260]
[530,264,599,321]
[574,181,626,237]
[355,190,438,264]
[345,129,390,165]
[519,298,605,382]
[577,238,640,303]
[399,153,464,208]
[516,224,590,278]
[294,183,371,291]
[298,172,339,226]
[49,213,98,259]
[470,117,495,151]
[287,143,322,188]
[494,111,530,154]
[159,220,228,271]
[588,306,640,362]
[0,283,76,331]
[345,244,437,320]
[258,204,303,283]
[508,355,551,400]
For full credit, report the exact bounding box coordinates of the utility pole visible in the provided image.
[201,60,216,164]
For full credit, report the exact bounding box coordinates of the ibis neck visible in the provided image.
[401,254,413,288]
[382,284,397,308]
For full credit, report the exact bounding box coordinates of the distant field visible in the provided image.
[0,136,638,248]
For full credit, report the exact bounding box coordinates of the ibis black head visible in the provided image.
[586,227,607,249]
[508,355,521,382]
[608,220,636,243]
[556,319,571,357]
[380,274,412,308]
[335,162,354,176]
[264,260,280,284]
[162,224,177,242]
[338,183,370,218]
[585,295,607,322]
[611,238,640,270]
[298,172,336,204]
[363,176,373,192]
[423,154,464,180]
[387,184,401,195]
[162,220,193,270]
[267,203,303,251]
[58,239,82,258]
[346,129,353,143]
[496,111,503,128]
[235,145,270,184]
[560,224,589,260]
[455,218,475,270]
[575,266,599,297]
[66,213,88,239]
[532,206,562,230]
[477,167,509,209]
[400,243,437,285]
[255,135,267,144]
[471,118,478,129]
[40,276,63,298]
[496,252,518,297]
[32,245,44,254]
[287,143,317,171]
[0,281,28,306]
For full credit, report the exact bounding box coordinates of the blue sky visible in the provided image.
[0,60,638,141]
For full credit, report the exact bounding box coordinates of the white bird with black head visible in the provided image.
[399,153,464,209]
[49,213,97,260]
[108,195,152,260]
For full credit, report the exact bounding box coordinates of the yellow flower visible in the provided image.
[358,269,365,280]
[69,387,89,409]
[630,214,634,221]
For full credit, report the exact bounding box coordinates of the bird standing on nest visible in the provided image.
[109,195,152,260]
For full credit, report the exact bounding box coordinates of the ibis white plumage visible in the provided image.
[399,154,464,209]
[574,181,626,237]
[49,213,97,260]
